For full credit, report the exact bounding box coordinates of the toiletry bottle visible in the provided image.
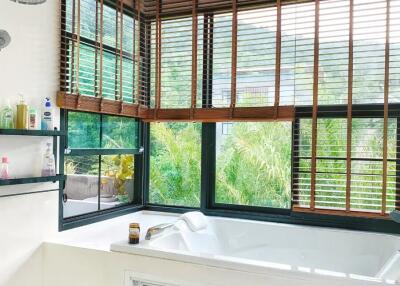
[0,156,10,180]
[28,106,39,130]
[41,142,56,176]
[16,94,28,130]
[41,97,53,131]
[0,100,15,129]
[129,223,140,244]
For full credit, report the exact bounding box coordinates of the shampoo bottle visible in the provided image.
[41,97,54,131]
[0,100,15,129]
[16,94,28,130]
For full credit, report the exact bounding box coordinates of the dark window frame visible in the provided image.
[59,0,147,230]
[59,109,145,231]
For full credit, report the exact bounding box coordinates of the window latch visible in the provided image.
[139,146,144,153]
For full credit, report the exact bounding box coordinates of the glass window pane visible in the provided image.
[68,112,100,149]
[101,116,139,149]
[216,122,292,208]
[63,155,99,218]
[150,122,201,207]
[100,155,135,210]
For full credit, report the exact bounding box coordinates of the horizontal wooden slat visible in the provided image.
[293,206,390,219]
[57,92,148,117]
[142,0,312,18]
[143,106,295,122]
[58,92,295,121]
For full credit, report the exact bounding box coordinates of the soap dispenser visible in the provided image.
[41,97,54,131]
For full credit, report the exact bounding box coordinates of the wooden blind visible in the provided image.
[58,0,400,216]
[292,0,400,217]
[146,1,294,121]
[59,0,149,117]
[149,16,203,109]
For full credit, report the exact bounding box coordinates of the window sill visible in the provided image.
[60,204,144,231]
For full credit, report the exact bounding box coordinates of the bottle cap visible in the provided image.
[45,97,51,108]
[19,93,25,103]
[2,157,9,164]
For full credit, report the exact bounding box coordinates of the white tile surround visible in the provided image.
[0,0,60,285]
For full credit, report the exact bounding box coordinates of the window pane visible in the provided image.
[101,115,139,149]
[100,155,135,210]
[212,13,233,107]
[216,122,292,208]
[237,7,277,107]
[102,50,117,100]
[63,155,99,218]
[294,118,397,214]
[68,112,100,149]
[150,122,201,207]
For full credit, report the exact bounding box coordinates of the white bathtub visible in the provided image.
[111,215,400,285]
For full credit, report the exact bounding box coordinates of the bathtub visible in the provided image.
[111,215,400,285]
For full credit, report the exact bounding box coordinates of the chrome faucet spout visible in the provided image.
[145,223,174,240]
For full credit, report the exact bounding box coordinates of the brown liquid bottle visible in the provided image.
[129,223,140,244]
[16,94,28,130]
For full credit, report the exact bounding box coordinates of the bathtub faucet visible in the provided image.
[145,223,174,240]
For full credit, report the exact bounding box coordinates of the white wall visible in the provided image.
[0,1,60,285]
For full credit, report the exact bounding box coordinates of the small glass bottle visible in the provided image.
[129,223,140,244]
[0,156,10,180]
[0,100,15,129]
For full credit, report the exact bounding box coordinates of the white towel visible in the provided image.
[180,211,208,232]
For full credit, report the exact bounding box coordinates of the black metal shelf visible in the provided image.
[0,175,65,186]
[0,129,65,137]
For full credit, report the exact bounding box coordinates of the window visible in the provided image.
[149,122,201,207]
[63,111,141,219]
[150,16,204,109]
[59,0,400,233]
[215,122,292,209]
[60,0,147,109]
[293,117,398,214]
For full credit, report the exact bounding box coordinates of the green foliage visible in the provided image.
[66,112,137,204]
[102,154,135,203]
[150,123,201,207]
[149,122,292,209]
[216,122,292,208]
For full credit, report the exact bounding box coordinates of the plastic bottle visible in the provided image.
[0,100,15,129]
[41,97,53,131]
[28,106,40,130]
[16,94,28,130]
[0,156,10,180]
[41,142,56,177]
